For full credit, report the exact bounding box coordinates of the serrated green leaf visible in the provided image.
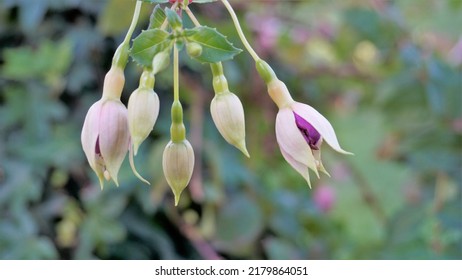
[183,26,241,63]
[164,8,182,30]
[148,5,166,29]
[130,29,172,67]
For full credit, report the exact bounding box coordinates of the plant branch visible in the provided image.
[220,0,260,61]
[123,1,143,45]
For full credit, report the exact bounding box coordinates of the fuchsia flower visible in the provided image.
[268,80,352,187]
[81,66,130,189]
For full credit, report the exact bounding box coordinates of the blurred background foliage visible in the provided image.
[0,0,461,260]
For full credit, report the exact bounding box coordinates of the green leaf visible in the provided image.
[164,7,182,30]
[2,39,71,87]
[184,26,241,63]
[130,29,172,67]
[193,0,218,3]
[148,5,166,29]
[214,194,264,255]
[263,237,302,260]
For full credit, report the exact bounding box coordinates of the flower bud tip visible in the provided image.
[237,140,250,158]
[112,176,119,187]
[174,190,183,206]
[133,138,141,156]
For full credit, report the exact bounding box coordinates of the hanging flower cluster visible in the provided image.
[81,0,352,205]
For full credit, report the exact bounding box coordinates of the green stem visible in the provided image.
[210,62,224,77]
[113,1,143,67]
[184,6,201,27]
[173,44,179,101]
[123,1,143,46]
[220,0,260,62]
[170,43,185,142]
[140,68,155,89]
[184,6,228,92]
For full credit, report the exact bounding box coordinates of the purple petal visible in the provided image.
[95,137,101,155]
[292,102,353,155]
[293,112,321,150]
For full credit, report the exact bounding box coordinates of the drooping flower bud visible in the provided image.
[211,91,249,157]
[81,96,130,189]
[81,65,130,189]
[163,100,194,205]
[127,71,159,155]
[209,63,249,157]
[162,140,195,206]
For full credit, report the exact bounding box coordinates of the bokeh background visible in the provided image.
[0,0,461,260]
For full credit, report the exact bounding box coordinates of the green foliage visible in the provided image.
[3,40,71,88]
[164,8,182,30]
[0,0,460,260]
[148,5,166,29]
[183,27,242,63]
[131,29,171,67]
[131,6,241,66]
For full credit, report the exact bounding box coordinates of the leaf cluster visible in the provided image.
[130,4,241,67]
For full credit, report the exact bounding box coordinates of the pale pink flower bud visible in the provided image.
[162,140,195,206]
[81,98,130,189]
[81,66,129,188]
[210,91,249,157]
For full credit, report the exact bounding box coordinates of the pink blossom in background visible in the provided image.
[448,38,462,66]
[330,162,351,182]
[290,27,311,44]
[248,14,281,53]
[313,185,336,213]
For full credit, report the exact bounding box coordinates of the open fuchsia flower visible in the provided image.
[267,78,353,187]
